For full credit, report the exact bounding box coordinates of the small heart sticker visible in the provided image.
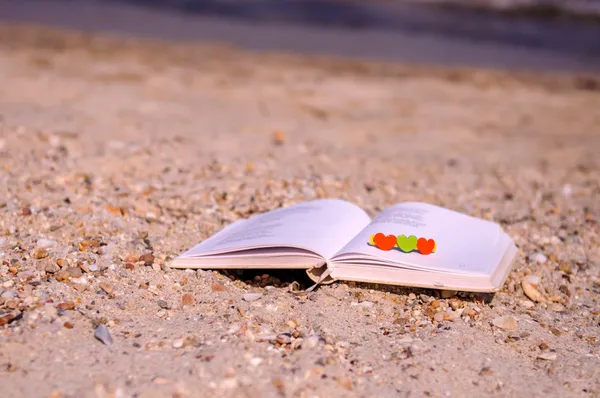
[417,238,436,255]
[373,233,397,251]
[397,235,418,253]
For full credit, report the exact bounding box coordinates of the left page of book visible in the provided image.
[174,199,371,263]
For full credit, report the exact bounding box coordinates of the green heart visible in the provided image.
[397,235,418,253]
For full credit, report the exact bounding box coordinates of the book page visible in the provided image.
[181,199,371,260]
[332,202,509,275]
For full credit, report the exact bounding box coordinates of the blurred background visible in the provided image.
[2,0,600,71]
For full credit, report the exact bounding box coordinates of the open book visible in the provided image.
[170,200,518,292]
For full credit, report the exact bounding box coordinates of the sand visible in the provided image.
[0,25,599,398]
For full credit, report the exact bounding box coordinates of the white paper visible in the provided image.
[182,199,371,260]
[332,202,507,275]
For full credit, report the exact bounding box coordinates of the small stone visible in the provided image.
[550,303,566,312]
[276,333,292,345]
[181,293,195,307]
[45,263,60,274]
[21,207,32,216]
[5,299,19,309]
[529,253,547,264]
[31,248,49,260]
[524,275,541,285]
[172,339,184,348]
[55,270,70,282]
[522,280,545,303]
[94,324,113,345]
[66,267,83,278]
[242,292,262,302]
[99,282,114,297]
[479,367,494,376]
[211,282,226,292]
[36,239,57,249]
[440,290,458,299]
[492,315,518,331]
[71,280,88,292]
[139,253,155,265]
[273,131,286,145]
[558,284,571,296]
[558,263,573,275]
[448,298,462,310]
[157,300,171,310]
[291,338,304,350]
[57,301,75,311]
[518,299,536,309]
[357,301,374,308]
[420,294,433,302]
[537,352,557,361]
[79,240,101,251]
[549,326,562,336]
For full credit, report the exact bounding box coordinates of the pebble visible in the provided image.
[66,267,83,278]
[94,324,113,345]
[172,339,184,348]
[45,263,60,274]
[36,239,57,249]
[522,280,545,303]
[276,333,292,345]
[157,300,171,310]
[524,275,541,285]
[273,131,286,145]
[492,315,518,331]
[537,352,557,361]
[440,290,458,299]
[529,253,547,264]
[550,303,566,312]
[99,282,114,297]
[31,248,49,260]
[181,293,195,306]
[518,299,536,309]
[242,292,262,302]
[139,253,155,265]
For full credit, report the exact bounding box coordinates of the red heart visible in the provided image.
[373,233,397,251]
[417,238,435,255]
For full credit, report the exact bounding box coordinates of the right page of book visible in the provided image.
[331,202,511,276]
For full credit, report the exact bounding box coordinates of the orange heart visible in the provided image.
[373,233,397,251]
[417,238,435,255]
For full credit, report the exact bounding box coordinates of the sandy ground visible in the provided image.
[0,25,599,398]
